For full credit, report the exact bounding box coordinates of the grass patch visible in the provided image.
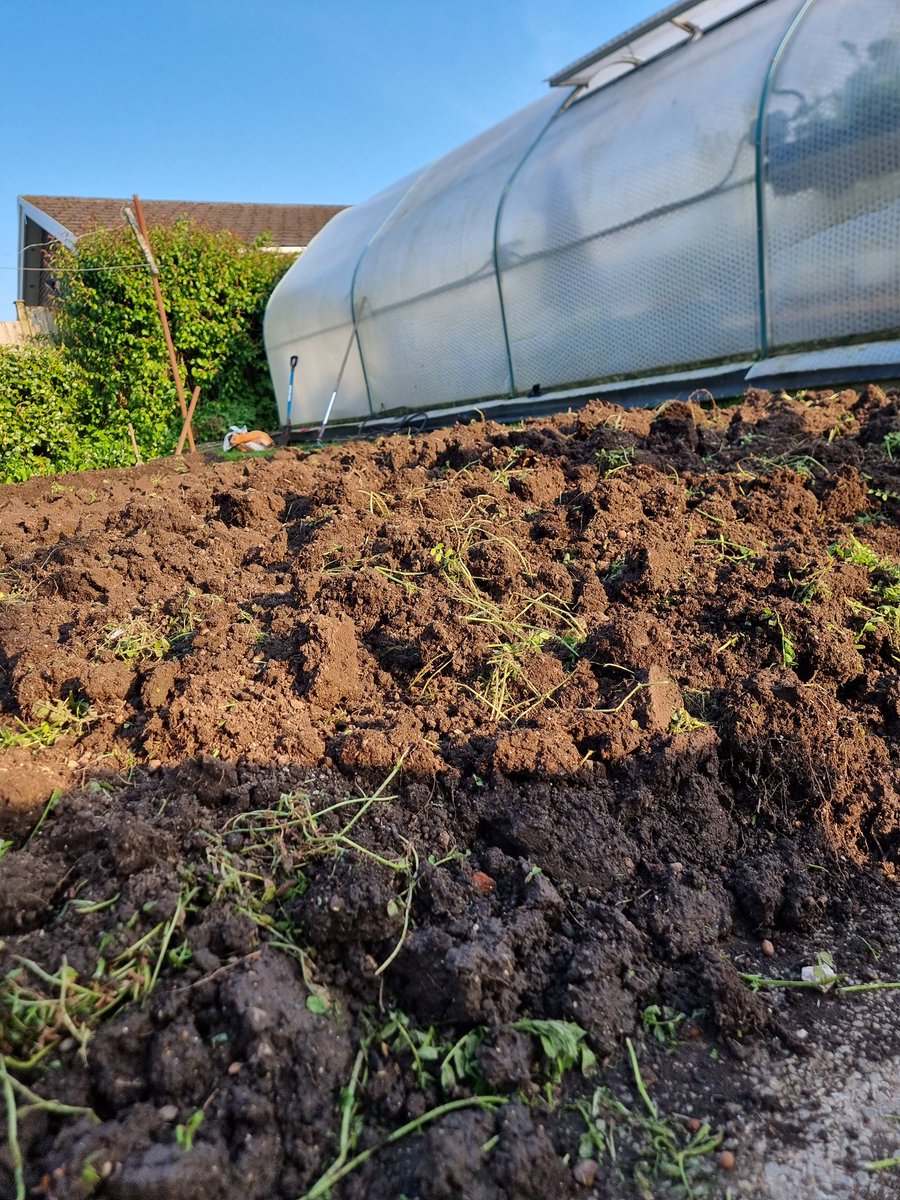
[427,522,585,723]
[695,532,762,566]
[0,569,38,606]
[491,446,529,490]
[741,949,900,994]
[378,1013,595,1096]
[1,886,195,1069]
[830,537,900,658]
[302,1013,595,1199]
[668,709,710,736]
[595,446,635,476]
[744,452,827,479]
[203,761,418,977]
[641,1004,689,1049]
[101,613,171,663]
[1,1057,98,1200]
[574,1038,722,1198]
[175,1109,204,1152]
[0,697,96,752]
[1,878,196,1198]
[761,607,798,669]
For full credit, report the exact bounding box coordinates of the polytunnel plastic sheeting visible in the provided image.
[497,0,798,393]
[764,0,900,350]
[266,0,900,426]
[264,171,424,425]
[354,92,564,411]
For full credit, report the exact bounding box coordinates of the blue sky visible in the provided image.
[1,0,663,318]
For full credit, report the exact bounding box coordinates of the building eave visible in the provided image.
[17,196,78,248]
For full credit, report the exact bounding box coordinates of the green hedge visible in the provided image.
[0,220,294,484]
[0,343,130,482]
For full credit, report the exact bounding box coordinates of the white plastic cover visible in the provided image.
[763,0,900,349]
[498,0,795,392]
[264,171,424,425]
[354,93,563,411]
[265,0,900,426]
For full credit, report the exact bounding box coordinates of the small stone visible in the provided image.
[718,1150,736,1170]
[246,1005,271,1033]
[761,939,775,957]
[99,1162,114,1180]
[148,759,162,772]
[573,1159,599,1187]
[158,1105,178,1122]
[227,1061,243,1075]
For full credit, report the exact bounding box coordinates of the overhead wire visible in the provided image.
[6,223,155,271]
[0,240,61,258]
[0,263,148,272]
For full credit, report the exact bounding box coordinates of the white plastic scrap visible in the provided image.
[801,951,839,990]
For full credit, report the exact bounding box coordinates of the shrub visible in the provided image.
[54,221,294,453]
[0,343,129,483]
[0,220,294,484]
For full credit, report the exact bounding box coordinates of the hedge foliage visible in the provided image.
[0,343,125,483]
[0,220,294,484]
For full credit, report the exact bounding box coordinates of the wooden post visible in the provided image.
[127,423,143,464]
[175,386,201,457]
[125,195,196,453]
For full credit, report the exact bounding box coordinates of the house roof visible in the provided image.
[20,195,347,247]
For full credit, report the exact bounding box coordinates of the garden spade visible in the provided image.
[280,354,299,444]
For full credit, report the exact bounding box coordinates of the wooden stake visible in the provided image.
[176,386,201,456]
[127,423,142,464]
[125,195,196,453]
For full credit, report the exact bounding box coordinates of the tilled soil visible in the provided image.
[0,386,899,1200]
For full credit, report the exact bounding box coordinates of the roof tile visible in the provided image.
[21,195,346,246]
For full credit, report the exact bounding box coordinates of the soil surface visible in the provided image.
[1,385,899,1200]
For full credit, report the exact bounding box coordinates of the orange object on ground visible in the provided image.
[224,429,275,452]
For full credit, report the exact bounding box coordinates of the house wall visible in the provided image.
[21,217,46,307]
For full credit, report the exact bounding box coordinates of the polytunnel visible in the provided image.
[264,0,900,432]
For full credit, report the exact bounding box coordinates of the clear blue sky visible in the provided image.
[1,0,662,319]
